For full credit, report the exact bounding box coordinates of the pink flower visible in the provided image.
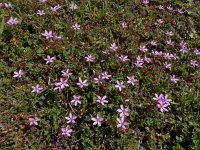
[119,55,129,62]
[158,5,164,10]
[6,17,18,25]
[117,105,129,117]
[51,5,62,12]
[163,62,171,69]
[85,55,95,62]
[94,75,103,84]
[91,114,104,126]
[54,34,61,40]
[156,19,164,24]
[153,94,172,104]
[0,3,3,8]
[150,40,157,46]
[42,30,53,39]
[61,69,72,78]
[31,84,43,93]
[157,102,169,112]
[61,126,72,137]
[101,71,111,80]
[110,43,118,52]
[117,116,128,131]
[77,78,88,88]
[69,2,78,10]
[96,95,108,105]
[152,50,163,56]
[54,78,69,91]
[39,0,47,3]
[4,2,12,8]
[190,60,198,67]
[71,95,82,106]
[144,57,151,63]
[180,41,188,54]
[72,23,80,30]
[121,22,128,29]
[166,31,174,36]
[194,49,200,55]
[37,10,45,16]
[115,80,125,91]
[44,55,55,64]
[170,75,179,83]
[178,9,184,14]
[141,0,149,5]
[13,69,24,78]
[166,39,174,46]
[139,45,148,52]
[29,116,39,126]
[65,113,77,124]
[180,41,186,48]
[167,5,173,11]
[127,75,137,86]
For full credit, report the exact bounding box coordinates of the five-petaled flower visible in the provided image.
[54,78,69,91]
[94,75,103,84]
[32,84,43,93]
[170,75,179,83]
[61,69,73,78]
[44,55,55,64]
[61,126,73,137]
[71,95,82,106]
[77,78,88,88]
[101,71,111,80]
[29,116,39,126]
[115,80,125,91]
[72,23,81,30]
[178,9,184,14]
[117,105,129,117]
[96,95,108,105]
[150,40,157,46]
[69,2,78,10]
[65,113,77,124]
[110,43,118,51]
[190,60,198,67]
[51,5,62,12]
[13,69,24,78]
[121,22,128,29]
[42,30,53,39]
[6,17,18,26]
[119,55,129,62]
[127,75,137,86]
[163,62,171,69]
[139,45,148,52]
[85,55,95,62]
[37,10,45,16]
[4,2,12,8]
[91,114,104,126]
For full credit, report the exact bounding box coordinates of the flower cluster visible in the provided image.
[116,105,129,131]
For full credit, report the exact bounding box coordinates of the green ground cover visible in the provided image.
[0,0,200,149]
